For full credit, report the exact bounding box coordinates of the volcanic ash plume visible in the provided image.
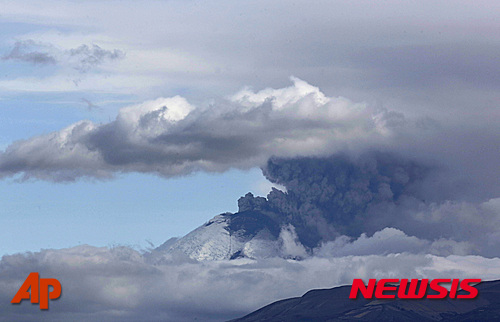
[235,152,500,257]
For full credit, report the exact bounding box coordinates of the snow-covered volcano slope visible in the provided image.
[156,211,290,261]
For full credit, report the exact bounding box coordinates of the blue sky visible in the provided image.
[0,168,266,255]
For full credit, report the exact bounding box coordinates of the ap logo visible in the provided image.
[11,272,62,309]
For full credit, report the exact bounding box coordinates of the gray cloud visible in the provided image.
[69,44,124,73]
[1,244,499,321]
[0,78,404,181]
[2,40,124,72]
[2,40,57,65]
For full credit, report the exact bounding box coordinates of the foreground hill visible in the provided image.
[231,280,500,321]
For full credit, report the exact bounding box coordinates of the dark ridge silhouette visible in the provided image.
[230,280,500,321]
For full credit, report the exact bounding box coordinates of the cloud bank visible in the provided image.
[1,242,499,321]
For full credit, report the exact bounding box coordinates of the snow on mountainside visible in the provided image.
[156,212,288,261]
[159,214,242,261]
